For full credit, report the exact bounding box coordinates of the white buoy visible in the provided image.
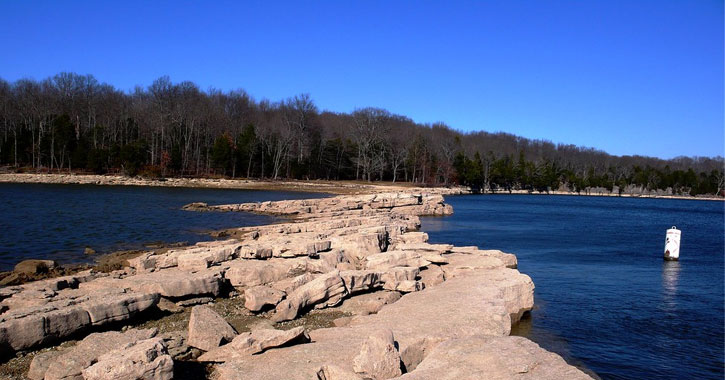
[664,226,681,261]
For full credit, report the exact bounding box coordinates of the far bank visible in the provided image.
[0,173,721,201]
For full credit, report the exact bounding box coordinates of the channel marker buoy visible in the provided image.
[664,226,681,261]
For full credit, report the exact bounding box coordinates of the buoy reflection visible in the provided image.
[662,261,681,311]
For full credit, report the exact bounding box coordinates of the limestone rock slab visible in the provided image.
[352,328,402,379]
[244,286,286,312]
[187,305,237,351]
[225,258,306,287]
[273,271,348,322]
[198,327,310,362]
[396,336,592,380]
[43,328,158,380]
[127,268,223,298]
[81,337,173,380]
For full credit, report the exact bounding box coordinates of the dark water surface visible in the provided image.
[0,183,327,271]
[421,194,724,380]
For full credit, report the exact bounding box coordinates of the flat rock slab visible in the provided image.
[199,327,310,362]
[449,248,518,269]
[365,251,431,271]
[41,328,158,380]
[225,258,307,287]
[124,268,223,298]
[216,268,535,380]
[337,290,402,316]
[216,327,368,379]
[0,289,158,354]
[244,286,286,312]
[82,337,173,380]
[397,336,592,380]
[352,269,535,347]
[439,253,506,278]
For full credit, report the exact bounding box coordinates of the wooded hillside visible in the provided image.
[0,73,722,195]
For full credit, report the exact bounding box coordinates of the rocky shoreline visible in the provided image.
[0,173,469,196]
[0,190,592,379]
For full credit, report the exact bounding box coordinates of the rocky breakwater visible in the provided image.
[1,191,591,379]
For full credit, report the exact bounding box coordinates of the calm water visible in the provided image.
[421,194,724,380]
[0,183,326,271]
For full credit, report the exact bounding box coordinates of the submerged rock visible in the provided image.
[182,202,209,211]
[14,260,57,275]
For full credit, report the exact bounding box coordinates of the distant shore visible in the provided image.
[0,173,468,195]
[496,188,724,202]
[0,173,721,201]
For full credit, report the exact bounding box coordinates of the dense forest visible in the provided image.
[0,73,722,196]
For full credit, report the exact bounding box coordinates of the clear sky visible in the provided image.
[1,0,723,159]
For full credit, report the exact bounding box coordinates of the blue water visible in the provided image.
[0,183,326,271]
[421,194,724,380]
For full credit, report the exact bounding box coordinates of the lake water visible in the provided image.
[0,183,327,271]
[421,194,724,380]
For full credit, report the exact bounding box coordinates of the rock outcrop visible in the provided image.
[214,268,540,379]
[2,190,592,380]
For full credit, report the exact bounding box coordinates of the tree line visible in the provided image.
[0,72,722,196]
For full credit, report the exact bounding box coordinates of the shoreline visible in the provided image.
[0,190,593,379]
[0,173,467,196]
[472,189,725,202]
[1,172,721,201]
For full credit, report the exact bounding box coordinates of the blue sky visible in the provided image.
[1,0,722,158]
